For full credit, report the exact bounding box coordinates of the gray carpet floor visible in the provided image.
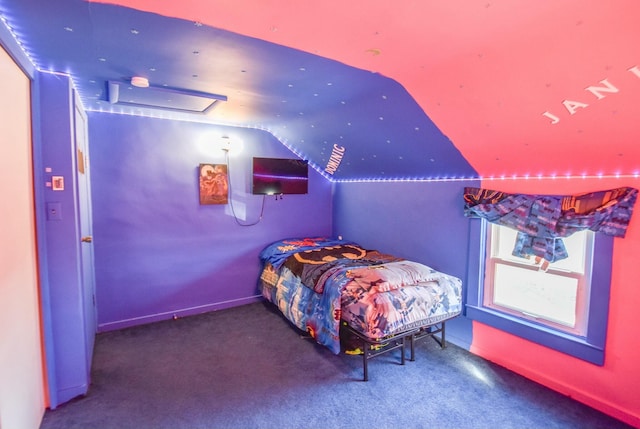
[40,301,633,429]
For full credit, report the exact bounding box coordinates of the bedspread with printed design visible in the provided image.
[259,237,463,354]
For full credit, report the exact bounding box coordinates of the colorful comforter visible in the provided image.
[259,237,463,354]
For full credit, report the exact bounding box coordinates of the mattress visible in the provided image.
[259,237,463,354]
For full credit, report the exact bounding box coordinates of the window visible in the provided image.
[465,220,614,365]
[485,224,593,336]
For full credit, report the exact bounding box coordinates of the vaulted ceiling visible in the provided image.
[1,0,638,181]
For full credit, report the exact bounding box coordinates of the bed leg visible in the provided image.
[441,322,447,349]
[401,336,406,365]
[409,333,416,361]
[362,342,369,382]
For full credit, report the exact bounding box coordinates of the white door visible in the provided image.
[74,94,96,379]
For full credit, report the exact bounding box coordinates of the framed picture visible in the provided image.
[199,163,229,205]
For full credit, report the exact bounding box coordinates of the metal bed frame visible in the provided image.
[344,321,448,381]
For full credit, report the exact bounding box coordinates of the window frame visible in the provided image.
[465,219,613,365]
[484,224,594,336]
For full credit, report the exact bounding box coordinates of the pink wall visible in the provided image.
[471,177,640,427]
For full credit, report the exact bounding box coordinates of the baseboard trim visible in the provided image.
[97,295,264,332]
[51,382,89,409]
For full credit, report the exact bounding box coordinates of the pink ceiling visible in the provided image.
[95,1,640,178]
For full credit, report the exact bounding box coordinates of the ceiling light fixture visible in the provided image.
[131,76,149,88]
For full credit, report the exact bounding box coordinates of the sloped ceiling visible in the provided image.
[1,0,639,181]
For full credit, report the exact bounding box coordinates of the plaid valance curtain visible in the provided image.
[463,186,638,263]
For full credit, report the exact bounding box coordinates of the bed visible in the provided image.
[258,237,463,380]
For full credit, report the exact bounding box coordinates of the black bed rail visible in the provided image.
[344,321,447,381]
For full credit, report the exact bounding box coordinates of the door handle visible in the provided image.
[81,236,93,243]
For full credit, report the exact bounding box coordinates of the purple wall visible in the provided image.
[36,73,93,406]
[332,180,479,347]
[88,114,333,330]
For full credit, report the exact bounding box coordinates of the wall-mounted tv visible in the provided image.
[252,157,309,195]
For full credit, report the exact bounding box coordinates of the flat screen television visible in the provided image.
[252,157,309,195]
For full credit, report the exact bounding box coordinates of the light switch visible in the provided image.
[46,202,62,221]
